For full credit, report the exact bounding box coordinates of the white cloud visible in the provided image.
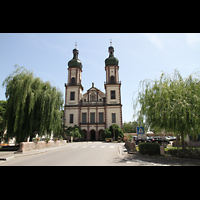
[185,33,200,47]
[141,33,163,49]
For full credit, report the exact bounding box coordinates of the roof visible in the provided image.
[68,58,83,69]
[83,83,105,99]
[105,55,119,66]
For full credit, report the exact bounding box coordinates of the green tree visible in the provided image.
[65,125,83,140]
[0,100,7,143]
[103,129,112,139]
[133,69,200,149]
[122,121,139,133]
[2,65,64,143]
[109,124,124,141]
[122,122,132,133]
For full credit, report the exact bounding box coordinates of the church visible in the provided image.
[64,43,122,141]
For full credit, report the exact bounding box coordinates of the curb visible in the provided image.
[0,145,69,163]
[0,156,14,161]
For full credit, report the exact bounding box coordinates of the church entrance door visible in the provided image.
[90,130,96,141]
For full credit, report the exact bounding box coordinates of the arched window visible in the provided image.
[71,77,75,85]
[110,76,115,83]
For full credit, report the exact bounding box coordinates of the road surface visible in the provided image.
[1,142,199,166]
[0,142,124,166]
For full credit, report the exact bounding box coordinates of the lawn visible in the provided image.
[165,146,200,151]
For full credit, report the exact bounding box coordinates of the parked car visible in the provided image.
[148,137,154,142]
[165,136,171,140]
[133,136,137,141]
[135,138,151,145]
[165,136,176,141]
[152,138,170,147]
[171,136,177,141]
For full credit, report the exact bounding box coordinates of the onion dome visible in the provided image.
[105,43,119,67]
[68,46,83,69]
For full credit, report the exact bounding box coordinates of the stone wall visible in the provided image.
[125,141,136,153]
[187,141,200,147]
[18,140,67,152]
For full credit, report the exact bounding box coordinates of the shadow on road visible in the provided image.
[115,147,200,166]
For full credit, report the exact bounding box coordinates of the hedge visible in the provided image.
[167,148,200,159]
[139,143,160,155]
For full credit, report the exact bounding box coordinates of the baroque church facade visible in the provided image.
[64,43,122,141]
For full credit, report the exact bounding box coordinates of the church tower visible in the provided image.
[64,45,83,127]
[104,42,122,129]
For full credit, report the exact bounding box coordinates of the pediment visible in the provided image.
[82,85,105,101]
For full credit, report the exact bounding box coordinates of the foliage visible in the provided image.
[65,125,83,138]
[139,142,160,155]
[103,129,112,138]
[45,137,50,142]
[2,65,64,143]
[167,148,200,159]
[109,124,124,141]
[125,134,133,141]
[0,100,6,118]
[0,100,7,142]
[105,138,113,142]
[133,69,200,149]
[122,121,138,133]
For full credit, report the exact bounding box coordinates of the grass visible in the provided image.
[134,143,200,159]
[136,144,200,153]
[136,146,139,151]
[165,146,200,151]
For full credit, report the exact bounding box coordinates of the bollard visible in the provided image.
[160,146,165,156]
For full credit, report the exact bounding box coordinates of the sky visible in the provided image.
[1,33,200,123]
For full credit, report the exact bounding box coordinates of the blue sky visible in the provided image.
[1,33,200,123]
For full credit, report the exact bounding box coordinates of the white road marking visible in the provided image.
[110,146,114,148]
[100,146,105,148]
[81,146,88,148]
[90,146,96,148]
[71,146,78,148]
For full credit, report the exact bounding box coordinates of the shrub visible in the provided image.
[104,129,112,139]
[167,149,178,157]
[105,138,113,142]
[109,124,124,141]
[125,134,133,142]
[139,143,160,155]
[167,148,200,159]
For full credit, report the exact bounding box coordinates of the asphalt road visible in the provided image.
[0,142,124,166]
[1,142,199,166]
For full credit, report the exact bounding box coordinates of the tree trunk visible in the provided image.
[181,131,186,150]
[176,134,179,156]
[187,131,191,142]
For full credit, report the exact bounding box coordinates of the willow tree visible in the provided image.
[0,100,7,142]
[2,65,64,143]
[133,69,200,149]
